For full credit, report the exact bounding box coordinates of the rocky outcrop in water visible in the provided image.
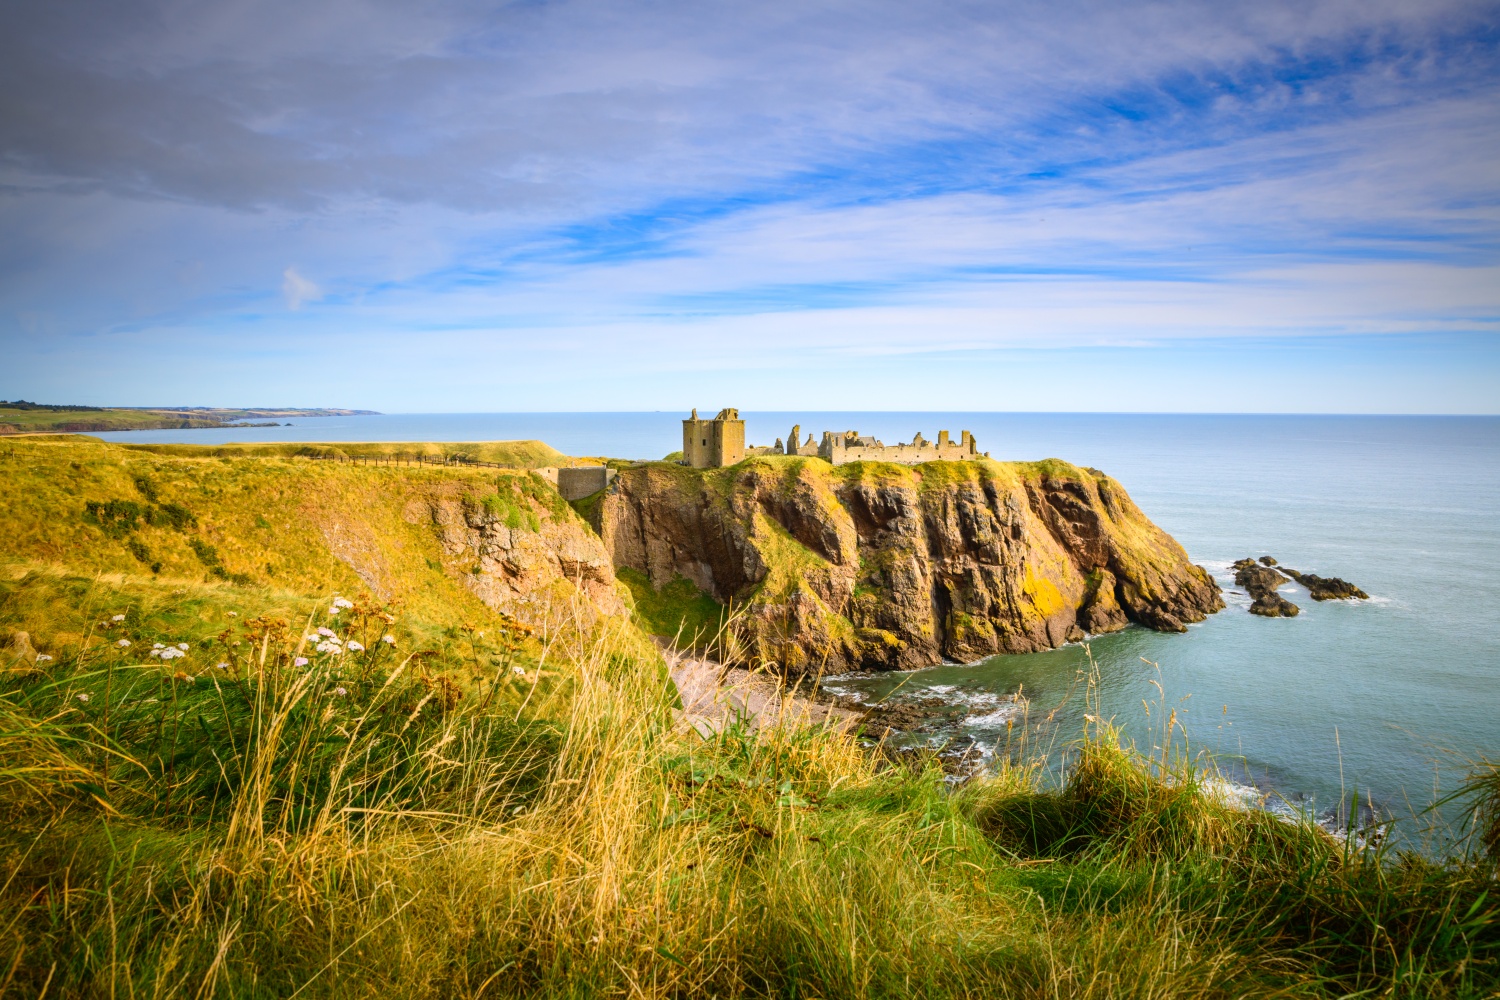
[1280,568,1369,601]
[1232,556,1369,616]
[1232,558,1300,617]
[598,458,1223,675]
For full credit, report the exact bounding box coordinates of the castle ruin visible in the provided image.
[681,408,988,468]
[682,408,745,468]
[816,428,985,465]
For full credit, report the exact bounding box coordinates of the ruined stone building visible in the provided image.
[785,423,820,457]
[682,409,988,468]
[682,408,745,468]
[817,428,986,465]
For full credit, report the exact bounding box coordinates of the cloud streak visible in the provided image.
[281,267,321,310]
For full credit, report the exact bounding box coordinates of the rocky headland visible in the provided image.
[595,457,1223,676]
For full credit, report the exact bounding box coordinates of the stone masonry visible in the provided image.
[817,428,987,465]
[682,408,746,468]
[556,466,615,500]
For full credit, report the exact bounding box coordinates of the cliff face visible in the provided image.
[599,458,1221,675]
[406,477,625,620]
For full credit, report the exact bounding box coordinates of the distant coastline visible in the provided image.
[0,402,379,436]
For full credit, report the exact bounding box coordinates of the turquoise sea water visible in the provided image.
[96,413,1500,837]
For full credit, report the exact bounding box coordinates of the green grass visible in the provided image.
[617,567,727,651]
[1,439,1498,998]
[114,437,569,469]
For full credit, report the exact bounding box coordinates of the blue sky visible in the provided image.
[2,0,1498,412]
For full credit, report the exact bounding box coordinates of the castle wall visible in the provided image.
[683,419,706,467]
[818,429,986,466]
[716,415,745,466]
[556,466,613,500]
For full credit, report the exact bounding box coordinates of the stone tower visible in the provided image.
[682,408,746,468]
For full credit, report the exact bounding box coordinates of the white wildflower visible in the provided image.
[216,662,229,669]
[177,643,189,650]
[116,639,130,648]
[334,686,348,696]
[328,607,341,615]
[315,640,342,654]
[346,641,364,652]
[316,627,336,638]
[332,597,353,609]
[512,665,526,676]
[111,614,126,622]
[36,654,53,663]
[381,634,395,645]
[148,649,161,658]
[294,656,309,667]
[153,643,165,649]
[77,693,89,702]
[227,611,237,617]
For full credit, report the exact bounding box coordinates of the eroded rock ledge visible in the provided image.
[598,457,1223,676]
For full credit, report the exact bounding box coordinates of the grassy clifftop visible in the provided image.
[0,439,1496,997]
[114,437,569,468]
[0,436,585,633]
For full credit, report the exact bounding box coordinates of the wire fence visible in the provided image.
[298,451,527,470]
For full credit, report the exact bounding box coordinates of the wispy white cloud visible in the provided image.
[281,267,322,310]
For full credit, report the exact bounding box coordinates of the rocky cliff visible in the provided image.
[403,474,625,620]
[598,457,1222,675]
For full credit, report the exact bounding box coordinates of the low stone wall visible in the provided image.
[556,466,614,500]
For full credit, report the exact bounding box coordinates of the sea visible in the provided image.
[95,412,1500,843]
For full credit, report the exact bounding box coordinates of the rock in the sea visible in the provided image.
[1250,593,1300,617]
[1258,555,1277,566]
[601,458,1223,675]
[1279,568,1369,601]
[1232,558,1300,617]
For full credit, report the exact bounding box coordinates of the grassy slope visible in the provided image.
[616,567,727,651]
[0,436,582,639]
[0,439,1497,998]
[114,437,569,467]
